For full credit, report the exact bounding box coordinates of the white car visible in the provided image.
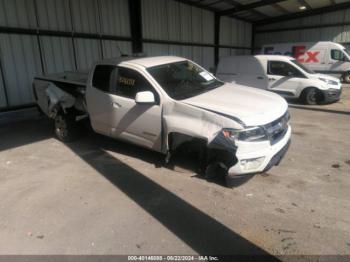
[33,56,291,181]
[216,55,342,105]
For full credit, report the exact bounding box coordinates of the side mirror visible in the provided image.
[135,91,155,104]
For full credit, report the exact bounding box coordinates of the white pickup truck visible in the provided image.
[33,56,291,180]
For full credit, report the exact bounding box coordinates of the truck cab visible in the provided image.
[86,58,164,151]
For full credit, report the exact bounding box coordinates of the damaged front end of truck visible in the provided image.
[161,102,243,181]
[161,96,291,186]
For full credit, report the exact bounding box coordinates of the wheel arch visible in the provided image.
[166,131,238,172]
[300,86,323,104]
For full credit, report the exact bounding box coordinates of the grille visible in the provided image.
[263,111,290,145]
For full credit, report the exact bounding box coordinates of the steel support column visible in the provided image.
[214,13,221,67]
[251,24,256,55]
[128,0,143,54]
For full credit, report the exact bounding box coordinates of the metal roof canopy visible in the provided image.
[177,0,350,25]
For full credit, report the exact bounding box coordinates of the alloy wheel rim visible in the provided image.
[308,90,317,102]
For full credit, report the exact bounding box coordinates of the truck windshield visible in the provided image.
[344,48,350,58]
[147,61,224,100]
[291,59,315,74]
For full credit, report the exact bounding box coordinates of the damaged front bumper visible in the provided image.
[228,125,291,176]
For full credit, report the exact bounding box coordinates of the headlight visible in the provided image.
[319,78,338,85]
[240,157,265,170]
[222,126,268,142]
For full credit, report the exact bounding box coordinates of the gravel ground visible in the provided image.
[0,86,349,256]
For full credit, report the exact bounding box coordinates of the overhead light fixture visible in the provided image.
[299,5,306,10]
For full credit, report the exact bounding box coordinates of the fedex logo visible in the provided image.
[263,45,320,63]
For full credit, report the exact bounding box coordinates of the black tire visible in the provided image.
[300,87,319,105]
[205,161,228,179]
[54,111,80,142]
[342,71,350,84]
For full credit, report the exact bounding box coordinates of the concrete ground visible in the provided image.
[0,87,350,256]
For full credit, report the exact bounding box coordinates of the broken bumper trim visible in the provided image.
[262,139,290,173]
[228,125,291,176]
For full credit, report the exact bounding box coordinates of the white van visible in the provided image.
[216,55,342,105]
[261,41,350,83]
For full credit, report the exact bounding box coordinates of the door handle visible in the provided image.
[257,76,264,79]
[268,78,276,81]
[111,102,121,108]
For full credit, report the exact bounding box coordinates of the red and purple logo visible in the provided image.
[263,45,320,63]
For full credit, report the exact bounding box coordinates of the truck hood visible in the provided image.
[182,83,288,126]
[311,73,340,82]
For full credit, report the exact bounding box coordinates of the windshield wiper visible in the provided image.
[195,82,223,95]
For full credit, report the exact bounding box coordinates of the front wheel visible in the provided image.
[300,87,319,105]
[54,111,80,142]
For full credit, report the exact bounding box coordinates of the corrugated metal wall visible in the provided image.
[0,0,252,110]
[0,0,131,109]
[219,16,252,58]
[142,0,216,70]
[0,34,42,107]
[255,8,350,48]
[141,0,251,70]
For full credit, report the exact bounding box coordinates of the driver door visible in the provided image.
[266,60,301,97]
[86,65,162,151]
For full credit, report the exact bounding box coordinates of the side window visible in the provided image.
[92,65,159,102]
[267,61,301,77]
[331,49,346,61]
[92,65,116,92]
[116,68,157,100]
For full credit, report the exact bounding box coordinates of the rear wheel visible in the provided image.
[54,111,80,142]
[342,71,350,84]
[301,87,318,105]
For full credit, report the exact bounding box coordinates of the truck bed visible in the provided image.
[34,70,89,88]
[33,70,89,117]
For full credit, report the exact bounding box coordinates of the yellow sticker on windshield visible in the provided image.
[118,77,135,86]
